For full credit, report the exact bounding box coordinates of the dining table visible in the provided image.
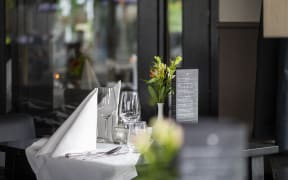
[26,138,140,180]
[0,138,280,180]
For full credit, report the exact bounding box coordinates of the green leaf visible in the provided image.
[146,78,158,84]
[154,56,162,64]
[148,86,158,105]
[174,56,182,65]
[167,87,174,95]
[159,86,166,102]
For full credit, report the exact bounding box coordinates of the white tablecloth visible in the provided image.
[26,138,140,180]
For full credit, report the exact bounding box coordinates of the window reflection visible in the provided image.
[6,0,137,130]
[168,0,182,58]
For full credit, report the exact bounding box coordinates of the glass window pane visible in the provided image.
[6,0,138,128]
[168,0,182,58]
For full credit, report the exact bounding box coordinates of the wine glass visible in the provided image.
[97,87,116,143]
[119,91,141,151]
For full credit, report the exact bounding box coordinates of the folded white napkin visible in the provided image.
[37,89,98,158]
[97,81,121,142]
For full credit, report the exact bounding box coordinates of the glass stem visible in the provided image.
[127,123,133,151]
[104,115,110,141]
[105,117,107,139]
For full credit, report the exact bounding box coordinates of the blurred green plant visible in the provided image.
[6,0,14,10]
[134,118,183,179]
[145,56,182,106]
[169,0,182,33]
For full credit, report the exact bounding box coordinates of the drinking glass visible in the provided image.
[112,125,128,144]
[130,121,147,149]
[119,91,141,151]
[97,87,116,143]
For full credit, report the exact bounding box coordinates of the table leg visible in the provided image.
[251,156,264,180]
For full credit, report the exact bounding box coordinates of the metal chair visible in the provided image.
[0,114,36,180]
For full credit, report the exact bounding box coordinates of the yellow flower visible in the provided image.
[152,118,183,149]
[134,118,184,166]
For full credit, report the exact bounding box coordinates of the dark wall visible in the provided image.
[218,23,259,135]
[218,21,279,140]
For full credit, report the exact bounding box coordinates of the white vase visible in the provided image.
[157,103,164,120]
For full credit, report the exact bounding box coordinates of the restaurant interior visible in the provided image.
[0,0,287,179]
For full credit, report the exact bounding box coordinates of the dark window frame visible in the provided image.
[210,0,219,116]
[0,0,6,114]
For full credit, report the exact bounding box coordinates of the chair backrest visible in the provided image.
[0,114,36,142]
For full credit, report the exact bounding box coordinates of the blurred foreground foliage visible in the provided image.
[134,118,183,180]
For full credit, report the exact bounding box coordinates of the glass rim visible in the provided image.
[121,91,138,95]
[97,87,113,90]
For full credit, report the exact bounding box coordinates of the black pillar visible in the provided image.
[182,0,211,115]
[254,5,278,140]
[276,40,288,152]
[138,0,159,121]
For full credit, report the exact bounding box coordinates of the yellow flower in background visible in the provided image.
[134,118,183,165]
[152,118,183,151]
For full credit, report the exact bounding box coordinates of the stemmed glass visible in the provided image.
[97,87,116,142]
[119,91,141,151]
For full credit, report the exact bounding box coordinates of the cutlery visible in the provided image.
[65,146,122,159]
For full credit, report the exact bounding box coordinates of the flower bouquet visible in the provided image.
[145,56,182,106]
